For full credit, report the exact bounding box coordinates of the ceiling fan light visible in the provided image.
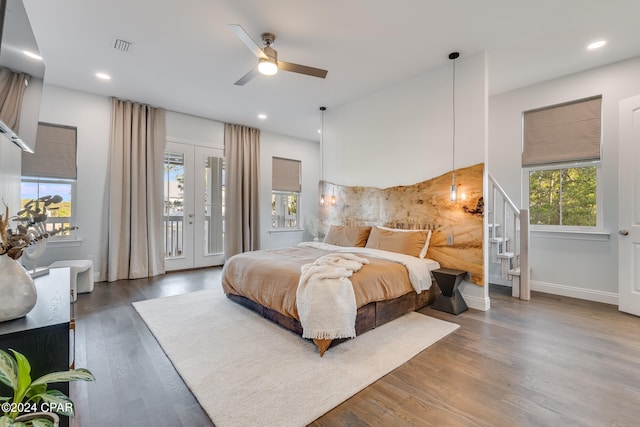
[258,58,278,75]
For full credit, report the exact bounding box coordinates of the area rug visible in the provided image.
[133,289,459,427]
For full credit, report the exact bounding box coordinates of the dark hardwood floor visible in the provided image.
[70,269,640,426]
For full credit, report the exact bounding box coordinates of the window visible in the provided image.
[527,164,598,227]
[20,177,76,237]
[272,157,301,229]
[523,96,602,230]
[21,123,77,239]
[272,192,299,228]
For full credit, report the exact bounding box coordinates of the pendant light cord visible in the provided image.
[448,51,459,189]
[319,106,326,206]
[320,107,325,183]
[452,57,456,181]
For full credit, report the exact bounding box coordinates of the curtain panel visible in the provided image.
[0,66,30,130]
[224,123,260,258]
[105,97,166,281]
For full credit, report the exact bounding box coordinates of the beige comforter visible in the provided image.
[222,245,415,320]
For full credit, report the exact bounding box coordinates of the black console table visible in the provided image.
[0,268,71,427]
[432,268,469,315]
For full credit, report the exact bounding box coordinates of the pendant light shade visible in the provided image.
[449,51,459,202]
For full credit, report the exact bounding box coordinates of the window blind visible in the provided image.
[522,96,602,166]
[22,122,77,179]
[272,157,301,192]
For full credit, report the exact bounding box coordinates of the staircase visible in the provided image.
[487,173,530,300]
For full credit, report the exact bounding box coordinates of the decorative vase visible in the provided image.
[15,411,60,426]
[0,255,37,322]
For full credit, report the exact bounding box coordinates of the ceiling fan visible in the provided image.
[229,24,328,86]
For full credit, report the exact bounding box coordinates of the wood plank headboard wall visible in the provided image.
[318,163,485,285]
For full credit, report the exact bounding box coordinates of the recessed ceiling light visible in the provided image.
[587,40,606,50]
[23,51,42,61]
[258,114,267,120]
[317,129,322,134]
[96,72,111,80]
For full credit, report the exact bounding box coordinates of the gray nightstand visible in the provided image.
[432,268,468,314]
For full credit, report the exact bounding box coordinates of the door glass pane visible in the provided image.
[164,151,185,258]
[203,156,224,255]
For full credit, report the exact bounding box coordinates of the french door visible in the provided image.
[164,141,225,271]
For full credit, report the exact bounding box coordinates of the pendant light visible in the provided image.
[449,51,459,202]
[319,106,326,206]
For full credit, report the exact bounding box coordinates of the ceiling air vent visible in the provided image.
[112,38,133,53]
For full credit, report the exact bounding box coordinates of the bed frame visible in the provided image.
[226,282,440,356]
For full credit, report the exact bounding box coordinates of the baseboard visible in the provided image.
[489,274,513,287]
[531,280,618,305]
[460,293,490,311]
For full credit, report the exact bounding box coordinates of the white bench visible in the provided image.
[49,260,94,302]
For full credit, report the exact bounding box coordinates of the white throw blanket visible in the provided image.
[296,252,369,340]
[299,241,438,293]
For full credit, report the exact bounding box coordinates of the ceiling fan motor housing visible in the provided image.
[261,32,276,46]
[263,45,278,62]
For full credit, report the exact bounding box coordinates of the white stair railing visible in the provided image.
[488,173,530,300]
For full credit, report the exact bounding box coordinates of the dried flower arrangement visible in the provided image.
[0,195,77,260]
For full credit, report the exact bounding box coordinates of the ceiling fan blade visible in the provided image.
[229,24,267,59]
[234,67,260,86]
[278,61,328,79]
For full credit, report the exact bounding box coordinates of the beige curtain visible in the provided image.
[105,98,165,281]
[224,123,260,258]
[0,67,30,129]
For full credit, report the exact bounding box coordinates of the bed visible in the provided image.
[222,225,441,356]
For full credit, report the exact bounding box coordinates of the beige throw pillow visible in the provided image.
[376,226,432,258]
[365,226,431,258]
[324,225,372,247]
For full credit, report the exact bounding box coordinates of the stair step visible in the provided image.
[509,268,520,276]
[489,237,509,243]
[497,252,514,259]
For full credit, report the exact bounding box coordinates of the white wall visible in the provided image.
[324,52,489,309]
[31,85,318,279]
[166,112,225,146]
[325,53,487,189]
[489,55,640,304]
[259,133,319,249]
[34,85,110,278]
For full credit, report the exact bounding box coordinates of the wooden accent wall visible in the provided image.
[319,163,485,285]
